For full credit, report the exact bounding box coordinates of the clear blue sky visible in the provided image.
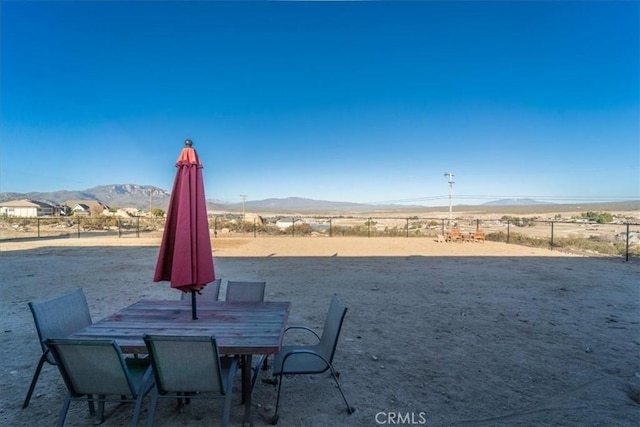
[1,1,638,206]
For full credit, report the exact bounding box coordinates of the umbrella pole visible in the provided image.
[191,290,198,320]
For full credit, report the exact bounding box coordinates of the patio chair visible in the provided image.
[44,338,154,427]
[445,227,464,242]
[224,280,269,382]
[23,288,93,409]
[474,228,486,243]
[143,334,239,427]
[269,294,355,424]
[224,280,266,302]
[180,278,222,301]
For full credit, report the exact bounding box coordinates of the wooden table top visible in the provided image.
[69,300,291,355]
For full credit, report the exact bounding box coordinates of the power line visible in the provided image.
[366,194,639,205]
[240,195,247,221]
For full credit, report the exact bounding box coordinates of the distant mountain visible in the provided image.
[0,184,172,211]
[86,184,171,210]
[1,186,636,214]
[482,198,553,206]
[226,197,381,213]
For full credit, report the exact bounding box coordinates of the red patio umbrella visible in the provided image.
[154,139,215,319]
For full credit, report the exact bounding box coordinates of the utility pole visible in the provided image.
[240,195,247,223]
[444,172,455,228]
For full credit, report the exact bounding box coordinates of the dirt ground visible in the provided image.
[1,236,638,426]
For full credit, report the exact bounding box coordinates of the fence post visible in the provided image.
[441,219,445,236]
[77,217,81,239]
[37,217,40,238]
[406,218,409,238]
[254,218,257,238]
[136,216,140,238]
[367,218,371,238]
[118,218,122,238]
[550,221,554,250]
[329,217,333,237]
[292,218,295,237]
[626,223,630,262]
[476,219,480,231]
[506,220,510,244]
[214,217,217,238]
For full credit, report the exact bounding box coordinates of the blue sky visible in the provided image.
[1,1,638,206]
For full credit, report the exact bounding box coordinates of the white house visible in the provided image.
[71,203,92,216]
[65,200,110,216]
[0,199,55,217]
[275,218,305,229]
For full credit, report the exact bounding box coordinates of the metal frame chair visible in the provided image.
[224,280,269,387]
[45,338,154,426]
[269,294,355,424]
[23,288,93,409]
[143,334,239,427]
[179,278,222,301]
[224,280,266,302]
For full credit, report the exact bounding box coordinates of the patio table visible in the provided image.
[68,299,291,426]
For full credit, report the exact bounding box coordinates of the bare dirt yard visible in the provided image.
[1,236,638,426]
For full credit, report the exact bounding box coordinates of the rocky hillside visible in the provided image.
[0,184,172,211]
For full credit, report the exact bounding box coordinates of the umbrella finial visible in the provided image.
[185,139,193,147]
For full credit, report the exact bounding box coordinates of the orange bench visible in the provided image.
[445,227,464,242]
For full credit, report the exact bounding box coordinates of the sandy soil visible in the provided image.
[1,236,638,426]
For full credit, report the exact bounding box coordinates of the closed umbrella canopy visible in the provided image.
[154,140,214,317]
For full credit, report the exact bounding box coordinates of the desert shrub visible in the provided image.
[290,223,314,236]
[380,226,405,237]
[211,217,243,232]
[552,235,618,255]
[500,216,537,227]
[488,230,631,256]
[329,226,349,236]
[80,216,118,231]
[580,211,614,224]
[343,224,367,236]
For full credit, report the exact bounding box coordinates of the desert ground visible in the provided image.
[0,236,638,426]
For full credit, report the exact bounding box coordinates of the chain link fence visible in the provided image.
[1,214,638,261]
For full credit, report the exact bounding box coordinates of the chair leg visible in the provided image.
[146,389,159,427]
[132,370,154,427]
[57,394,72,427]
[271,375,284,425]
[222,391,232,427]
[95,396,106,425]
[327,365,355,414]
[23,352,49,409]
[131,394,144,427]
[87,396,96,416]
[176,391,191,405]
[251,355,266,393]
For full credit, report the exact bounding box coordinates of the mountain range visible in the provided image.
[0,184,636,214]
[0,185,408,212]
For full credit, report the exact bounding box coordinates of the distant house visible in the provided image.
[0,199,55,217]
[71,203,92,216]
[275,218,304,229]
[64,200,110,216]
[58,205,72,216]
